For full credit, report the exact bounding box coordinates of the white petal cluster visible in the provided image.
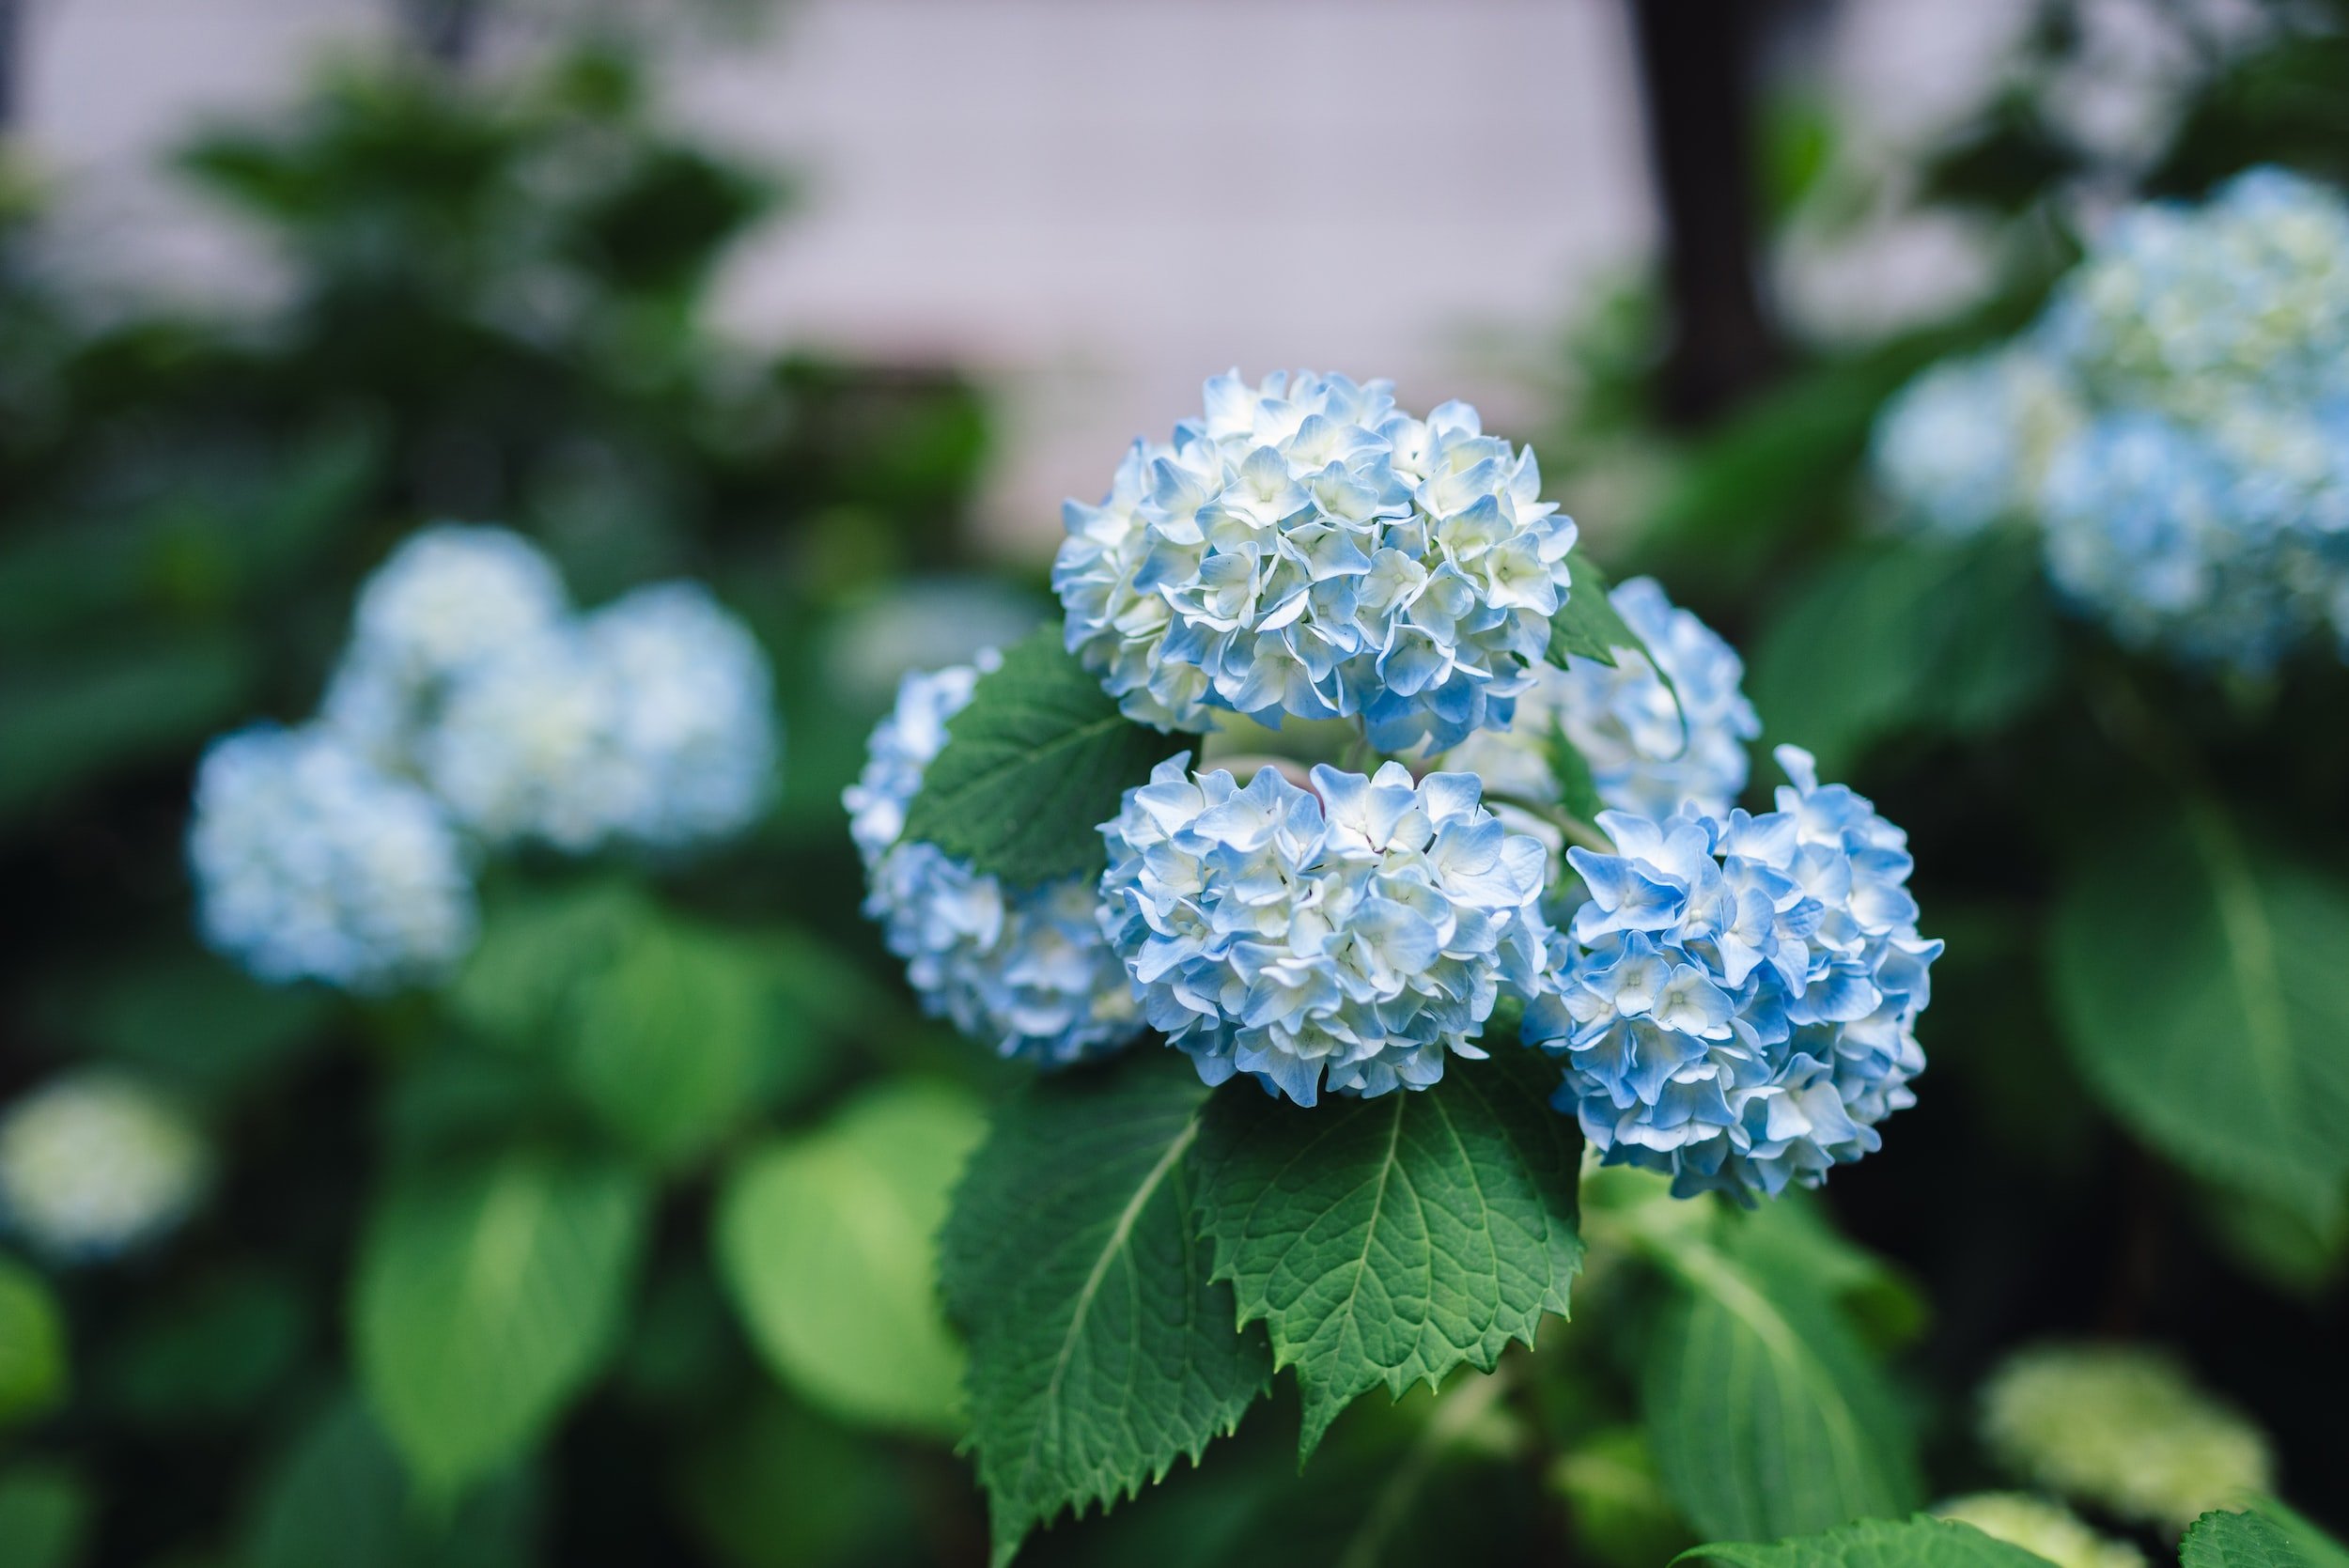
[1097,756,1553,1105]
[428,582,778,851]
[846,657,1143,1066]
[190,723,476,991]
[1443,576,1759,822]
[1871,347,2084,536]
[0,1073,209,1263]
[1055,370,1580,753]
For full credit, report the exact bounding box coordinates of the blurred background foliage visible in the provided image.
[0,2,2345,1565]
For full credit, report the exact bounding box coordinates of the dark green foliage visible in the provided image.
[1548,552,1639,667]
[904,629,1193,886]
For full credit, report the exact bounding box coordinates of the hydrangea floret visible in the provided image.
[1869,347,2083,537]
[0,1073,210,1263]
[190,722,477,991]
[1522,746,1937,1203]
[1055,370,1579,753]
[847,656,1143,1066]
[1444,575,1760,821]
[1097,755,1552,1105]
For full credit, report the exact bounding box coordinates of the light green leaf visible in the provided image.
[0,1464,89,1568]
[940,1050,1270,1567]
[1642,1216,1921,1542]
[1547,553,1637,668]
[901,627,1191,886]
[1191,1050,1582,1456]
[2051,804,2349,1231]
[1676,1514,2058,1568]
[2182,1512,2316,1568]
[715,1080,983,1439]
[2246,1499,2349,1568]
[245,1394,539,1568]
[353,1146,649,1494]
[0,1258,67,1429]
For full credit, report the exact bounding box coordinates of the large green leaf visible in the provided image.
[2182,1513,2319,1568]
[940,1050,1270,1567]
[1676,1514,2057,1568]
[1750,531,2060,778]
[352,1145,649,1494]
[0,1258,66,1430]
[2051,805,2349,1230]
[0,1465,89,1568]
[1641,1218,1921,1542]
[901,628,1190,886]
[714,1079,984,1439]
[244,1394,538,1568]
[1191,1050,1582,1455]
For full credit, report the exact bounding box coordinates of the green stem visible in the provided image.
[1486,791,1614,856]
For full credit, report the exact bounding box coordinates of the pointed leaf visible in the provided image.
[1676,1514,2059,1568]
[940,1050,1270,1566]
[1191,1050,1582,1454]
[2183,1512,2321,1568]
[1548,553,1638,668]
[2052,804,2349,1231]
[353,1146,649,1494]
[901,628,1191,886]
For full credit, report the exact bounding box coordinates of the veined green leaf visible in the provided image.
[940,1050,1269,1567]
[353,1146,649,1494]
[1191,1050,1582,1456]
[901,627,1191,886]
[1676,1514,2058,1568]
[2052,804,2349,1231]
[1548,553,1638,669]
[2182,1511,2323,1568]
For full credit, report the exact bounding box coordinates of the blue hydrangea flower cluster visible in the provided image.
[1872,167,2349,674]
[0,1072,210,1264]
[193,525,778,991]
[1055,370,1580,753]
[1870,347,2083,536]
[1523,746,1938,1203]
[190,723,477,991]
[1097,755,1553,1105]
[847,656,1143,1066]
[1444,576,1760,822]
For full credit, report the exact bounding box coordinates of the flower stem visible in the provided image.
[1486,791,1613,855]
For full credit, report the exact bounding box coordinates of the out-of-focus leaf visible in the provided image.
[353,1145,649,1495]
[0,635,254,820]
[102,1267,309,1427]
[38,954,334,1107]
[2052,805,2349,1232]
[1551,1427,1693,1568]
[670,1396,924,1568]
[715,1080,983,1439]
[244,1394,538,1568]
[0,1259,67,1429]
[0,1464,89,1568]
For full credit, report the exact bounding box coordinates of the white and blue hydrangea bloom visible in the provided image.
[1443,576,1761,823]
[1870,347,2083,536]
[0,1072,210,1264]
[321,523,570,763]
[1097,755,1553,1106]
[1055,369,1581,753]
[189,723,478,992]
[847,656,1143,1067]
[1522,745,1938,1204]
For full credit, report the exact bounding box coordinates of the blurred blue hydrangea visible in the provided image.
[190,723,478,991]
[1444,576,1759,822]
[1524,745,1937,1203]
[1098,755,1552,1105]
[1055,369,1580,753]
[322,524,570,763]
[2039,408,2349,674]
[2040,166,2349,418]
[0,1072,209,1264]
[1871,347,2083,536]
[847,656,1143,1066]
[424,582,778,852]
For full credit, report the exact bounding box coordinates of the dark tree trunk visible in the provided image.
[0,0,22,132]
[1626,0,1785,427]
[397,0,481,70]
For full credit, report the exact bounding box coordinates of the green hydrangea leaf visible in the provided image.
[714,1080,984,1439]
[1642,1216,1922,1542]
[0,1256,68,1429]
[1675,1514,2060,1568]
[2181,1512,2318,1568]
[901,628,1191,886]
[1548,553,1638,668]
[940,1050,1270,1567]
[353,1145,649,1495]
[2052,804,2349,1232]
[1191,1049,1582,1457]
